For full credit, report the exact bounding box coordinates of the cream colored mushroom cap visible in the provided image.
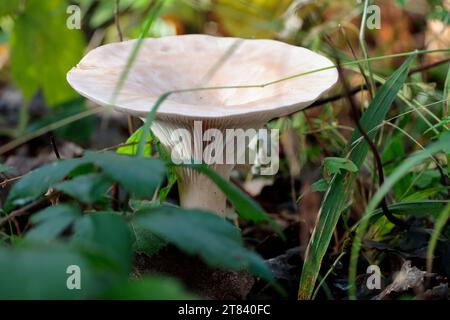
[67,34,338,120]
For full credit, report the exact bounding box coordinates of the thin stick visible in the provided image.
[49,132,61,160]
[0,197,48,227]
[339,27,373,100]
[115,0,124,42]
[0,175,22,188]
[111,183,119,211]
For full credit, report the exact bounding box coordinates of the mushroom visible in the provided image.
[67,34,337,216]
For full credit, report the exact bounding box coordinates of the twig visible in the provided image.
[111,183,119,211]
[115,0,124,42]
[127,116,135,135]
[0,175,22,188]
[49,132,61,160]
[409,57,450,74]
[0,197,49,227]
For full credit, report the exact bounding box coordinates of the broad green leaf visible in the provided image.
[130,221,167,256]
[25,204,82,242]
[104,276,196,300]
[117,127,151,157]
[299,55,415,300]
[55,173,112,204]
[324,157,358,175]
[85,151,166,197]
[10,0,84,105]
[72,212,133,275]
[0,245,103,299]
[5,158,87,211]
[134,205,273,282]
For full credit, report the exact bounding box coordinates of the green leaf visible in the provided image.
[324,157,358,175]
[311,179,330,192]
[349,134,450,298]
[130,221,167,256]
[104,276,197,300]
[370,200,449,219]
[10,0,85,105]
[414,169,441,188]
[117,127,151,156]
[5,158,86,211]
[440,131,450,154]
[134,205,273,282]
[299,55,416,300]
[0,245,104,299]
[154,139,178,203]
[55,173,112,204]
[402,187,447,201]
[85,151,166,197]
[72,212,133,275]
[25,204,82,242]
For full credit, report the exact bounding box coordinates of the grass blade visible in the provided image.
[298,55,415,300]
[426,202,450,273]
[349,134,450,299]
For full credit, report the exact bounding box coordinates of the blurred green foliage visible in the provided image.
[0,0,449,301]
[9,0,85,105]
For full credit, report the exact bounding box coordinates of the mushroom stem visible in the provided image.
[151,118,254,216]
[177,165,232,216]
